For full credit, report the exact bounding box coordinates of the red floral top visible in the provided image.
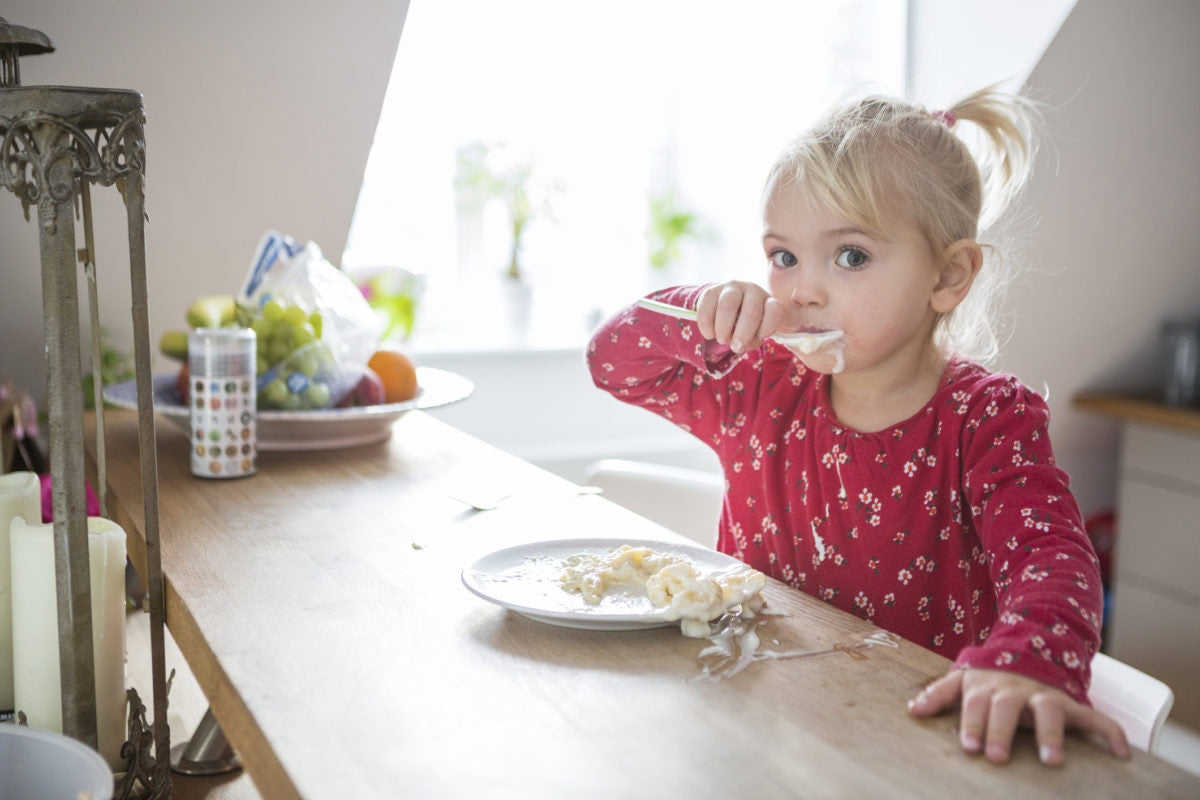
[587,286,1103,702]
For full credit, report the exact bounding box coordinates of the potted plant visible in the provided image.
[646,190,709,278]
[454,141,554,283]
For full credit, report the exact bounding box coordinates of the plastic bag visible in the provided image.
[236,231,383,409]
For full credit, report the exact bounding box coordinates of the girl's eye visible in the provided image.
[835,247,868,270]
[770,250,798,268]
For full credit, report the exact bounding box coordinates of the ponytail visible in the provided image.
[942,85,1041,231]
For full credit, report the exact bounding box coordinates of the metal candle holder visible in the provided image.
[0,17,171,798]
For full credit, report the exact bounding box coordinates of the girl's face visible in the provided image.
[762,179,944,379]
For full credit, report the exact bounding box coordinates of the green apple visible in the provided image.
[185,294,237,329]
[158,329,189,361]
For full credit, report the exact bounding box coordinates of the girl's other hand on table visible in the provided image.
[907,667,1131,766]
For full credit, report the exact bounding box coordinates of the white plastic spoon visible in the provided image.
[635,298,843,353]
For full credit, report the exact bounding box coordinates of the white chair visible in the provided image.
[583,458,724,547]
[1088,651,1174,754]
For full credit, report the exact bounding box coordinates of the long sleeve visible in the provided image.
[951,379,1103,703]
[587,285,743,441]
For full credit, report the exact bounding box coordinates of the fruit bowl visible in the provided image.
[102,367,473,451]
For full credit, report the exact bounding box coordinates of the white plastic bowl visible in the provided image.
[0,724,113,800]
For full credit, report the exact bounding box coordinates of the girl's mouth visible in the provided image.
[770,329,843,353]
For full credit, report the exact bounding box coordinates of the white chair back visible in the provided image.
[1088,651,1174,753]
[583,459,723,547]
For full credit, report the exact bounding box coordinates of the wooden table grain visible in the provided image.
[88,409,1200,799]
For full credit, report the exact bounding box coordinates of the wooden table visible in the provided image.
[88,409,1200,799]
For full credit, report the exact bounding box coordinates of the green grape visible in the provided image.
[271,323,294,347]
[250,317,273,342]
[267,338,291,364]
[283,305,308,327]
[304,381,331,408]
[293,349,319,378]
[261,298,285,323]
[263,379,289,406]
[294,322,316,347]
[244,298,341,410]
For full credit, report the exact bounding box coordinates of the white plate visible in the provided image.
[102,367,473,451]
[461,537,746,631]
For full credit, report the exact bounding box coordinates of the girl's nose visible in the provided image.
[788,269,826,307]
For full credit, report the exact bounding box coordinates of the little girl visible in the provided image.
[587,87,1130,766]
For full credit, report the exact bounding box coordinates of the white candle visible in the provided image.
[10,515,128,769]
[0,470,41,711]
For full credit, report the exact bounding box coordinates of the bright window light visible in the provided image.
[345,0,907,352]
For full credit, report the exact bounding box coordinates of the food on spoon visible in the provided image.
[774,329,843,354]
[559,544,766,637]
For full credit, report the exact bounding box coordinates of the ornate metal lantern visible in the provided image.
[0,17,171,798]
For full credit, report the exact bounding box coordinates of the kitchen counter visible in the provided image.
[1075,392,1200,729]
[1073,392,1200,434]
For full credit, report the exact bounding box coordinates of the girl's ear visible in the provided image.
[931,239,983,314]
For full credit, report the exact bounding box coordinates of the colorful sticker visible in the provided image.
[190,370,256,478]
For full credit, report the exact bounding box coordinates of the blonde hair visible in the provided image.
[766,86,1041,364]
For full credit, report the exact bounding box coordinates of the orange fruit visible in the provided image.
[367,348,419,403]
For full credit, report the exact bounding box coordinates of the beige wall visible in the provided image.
[0,1,408,403]
[998,0,1200,514]
[908,0,1076,101]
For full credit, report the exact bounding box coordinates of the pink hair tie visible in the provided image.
[932,109,957,128]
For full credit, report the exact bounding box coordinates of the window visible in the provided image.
[345,0,907,352]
